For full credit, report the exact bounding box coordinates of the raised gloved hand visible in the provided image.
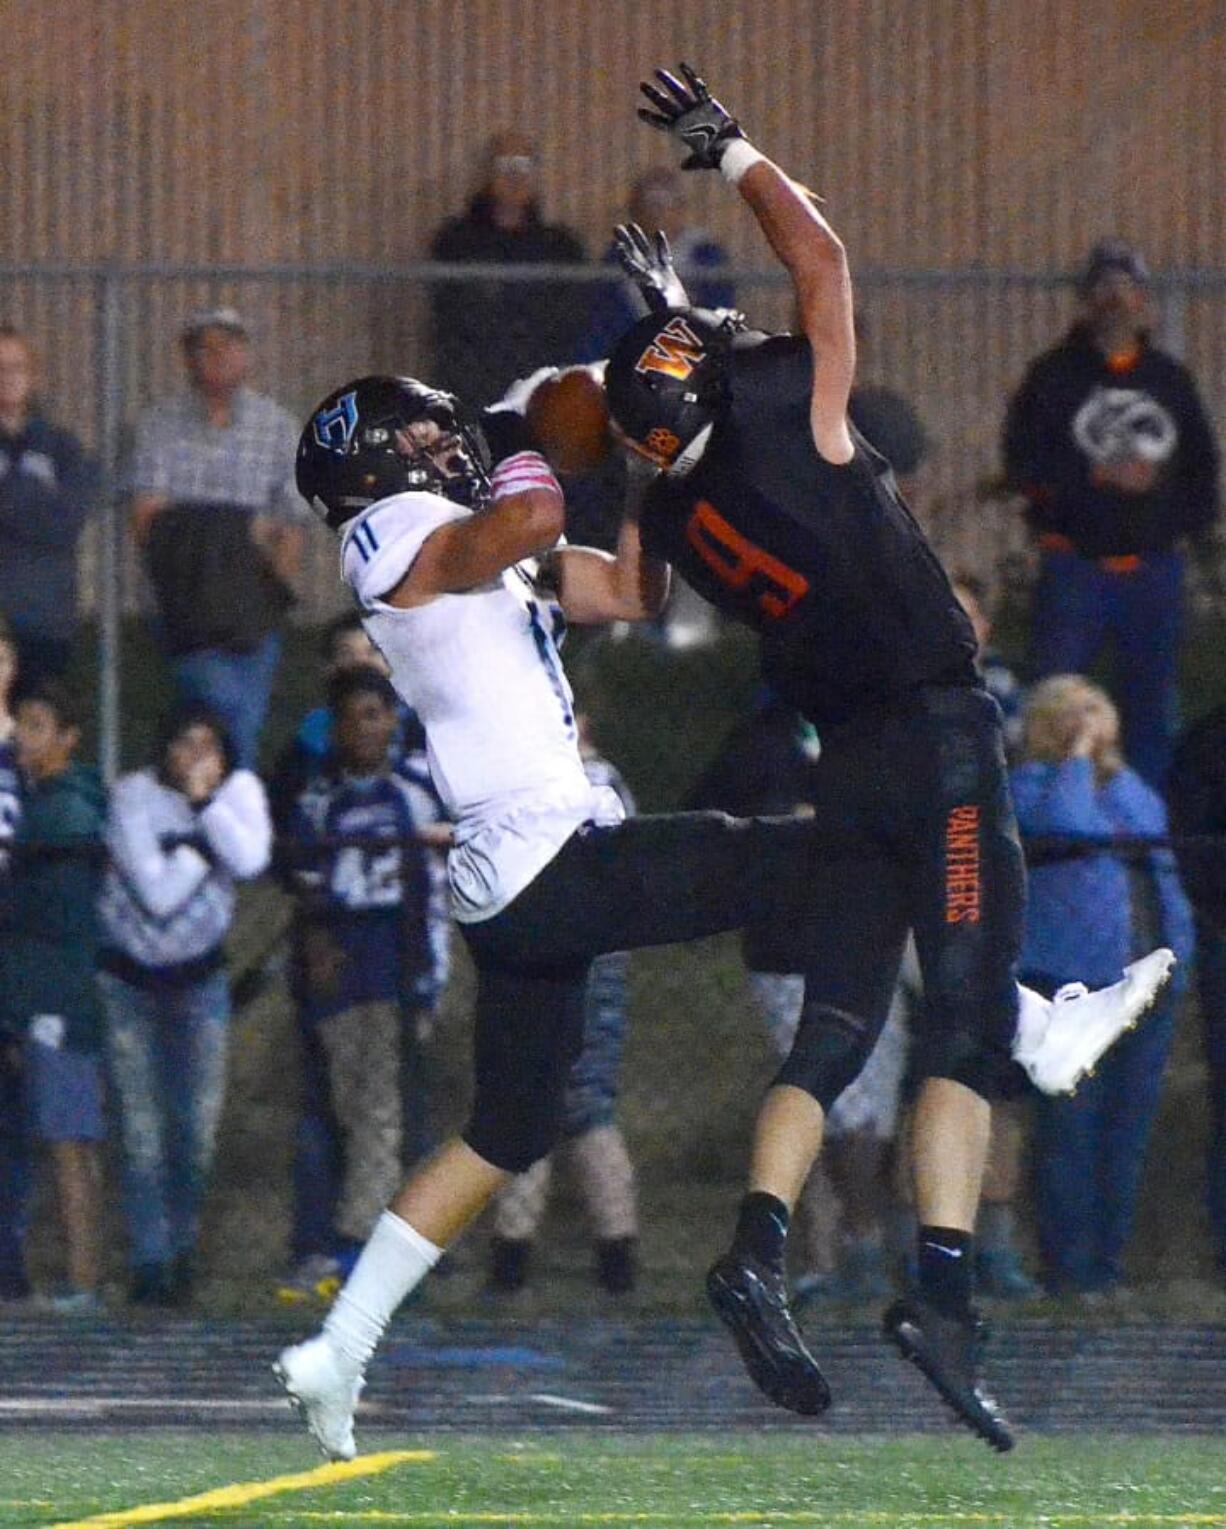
[637,63,746,171]
[613,222,691,312]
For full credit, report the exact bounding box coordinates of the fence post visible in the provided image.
[95,267,125,783]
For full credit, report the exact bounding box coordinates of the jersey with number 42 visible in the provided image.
[340,490,623,923]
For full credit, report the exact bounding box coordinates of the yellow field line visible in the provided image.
[47,1449,435,1529]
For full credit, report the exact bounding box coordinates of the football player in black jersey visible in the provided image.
[603,64,1172,1451]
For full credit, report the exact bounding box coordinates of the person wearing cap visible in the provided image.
[1002,239,1221,785]
[428,134,587,408]
[0,326,100,692]
[125,308,308,767]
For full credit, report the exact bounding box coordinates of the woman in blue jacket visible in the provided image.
[1011,675,1195,1297]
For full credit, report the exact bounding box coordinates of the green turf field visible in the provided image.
[2,1432,1225,1529]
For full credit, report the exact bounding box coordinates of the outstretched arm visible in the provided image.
[639,63,855,464]
[551,509,671,624]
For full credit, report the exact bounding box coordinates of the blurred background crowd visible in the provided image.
[2,0,1226,1320]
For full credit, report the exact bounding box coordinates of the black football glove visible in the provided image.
[613,222,692,312]
[637,62,745,171]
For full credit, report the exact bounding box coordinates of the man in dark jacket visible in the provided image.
[429,134,587,407]
[0,328,99,691]
[1002,239,1221,785]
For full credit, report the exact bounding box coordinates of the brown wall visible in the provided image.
[5,0,1222,267]
[2,0,1224,606]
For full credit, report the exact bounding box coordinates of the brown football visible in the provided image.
[525,366,613,475]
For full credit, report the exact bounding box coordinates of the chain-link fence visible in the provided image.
[3,260,1225,773]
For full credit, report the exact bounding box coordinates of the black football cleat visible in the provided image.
[883,1296,1014,1452]
[706,1251,832,1416]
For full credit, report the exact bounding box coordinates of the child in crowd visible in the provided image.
[488,712,640,1296]
[1012,676,1194,1298]
[280,668,442,1296]
[271,612,426,822]
[273,626,450,1305]
[98,704,271,1304]
[3,683,107,1311]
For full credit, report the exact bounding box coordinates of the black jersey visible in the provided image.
[639,333,978,727]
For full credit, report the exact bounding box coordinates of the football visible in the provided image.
[525,366,614,475]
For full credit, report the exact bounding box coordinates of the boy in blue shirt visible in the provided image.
[281,668,439,1288]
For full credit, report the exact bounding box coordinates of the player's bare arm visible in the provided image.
[550,512,671,624]
[639,63,855,464]
[383,487,564,609]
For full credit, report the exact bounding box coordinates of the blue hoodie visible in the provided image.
[1010,756,1194,990]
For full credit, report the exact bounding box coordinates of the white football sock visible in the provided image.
[323,1210,441,1373]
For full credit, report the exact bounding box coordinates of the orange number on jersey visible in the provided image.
[685,499,810,620]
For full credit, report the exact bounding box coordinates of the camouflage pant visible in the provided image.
[317,1000,402,1242]
[493,1123,638,1242]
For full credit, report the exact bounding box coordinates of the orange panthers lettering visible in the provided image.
[685,499,810,620]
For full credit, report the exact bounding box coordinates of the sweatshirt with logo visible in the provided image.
[1002,324,1219,557]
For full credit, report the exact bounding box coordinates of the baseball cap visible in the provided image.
[181,306,250,343]
[1078,239,1150,294]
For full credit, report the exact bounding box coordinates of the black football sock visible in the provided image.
[917,1225,974,1317]
[731,1191,790,1271]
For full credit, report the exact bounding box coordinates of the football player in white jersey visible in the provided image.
[273,370,1174,1460]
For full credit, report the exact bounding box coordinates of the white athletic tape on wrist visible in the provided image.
[719,139,767,185]
[490,450,562,503]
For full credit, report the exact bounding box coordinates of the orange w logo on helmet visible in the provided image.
[634,315,706,381]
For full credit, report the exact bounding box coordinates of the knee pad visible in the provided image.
[914,1016,1015,1103]
[464,1098,565,1177]
[774,1003,879,1111]
[464,1056,573,1175]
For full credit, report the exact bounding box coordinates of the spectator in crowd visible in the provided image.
[489,712,639,1296]
[126,308,307,767]
[950,572,1024,756]
[1011,676,1194,1298]
[279,668,439,1297]
[2,683,107,1312]
[0,621,29,1304]
[271,612,426,827]
[0,326,100,691]
[429,134,587,407]
[272,623,450,1305]
[577,165,734,365]
[98,704,271,1305]
[1166,705,1226,1283]
[1002,238,1221,786]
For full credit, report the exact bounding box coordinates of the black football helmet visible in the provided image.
[604,307,736,475]
[297,375,492,531]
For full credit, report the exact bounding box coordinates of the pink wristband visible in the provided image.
[490,450,562,503]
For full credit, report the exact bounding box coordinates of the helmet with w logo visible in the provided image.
[604,307,734,475]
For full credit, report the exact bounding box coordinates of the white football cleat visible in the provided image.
[274,1335,364,1461]
[1013,948,1176,1095]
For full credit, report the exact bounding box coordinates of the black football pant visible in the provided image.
[459,683,1024,1172]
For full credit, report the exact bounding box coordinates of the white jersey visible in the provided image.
[340,490,624,921]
